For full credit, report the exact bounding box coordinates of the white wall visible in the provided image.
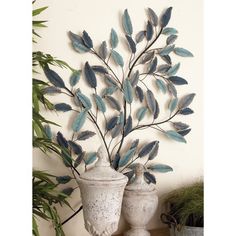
[33,0,203,235]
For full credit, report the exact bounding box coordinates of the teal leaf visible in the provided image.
[124,115,132,137]
[178,128,191,136]
[105,96,121,111]
[162,27,178,35]
[148,141,159,160]
[165,130,186,143]
[43,65,65,88]
[148,57,158,74]
[148,164,173,173]
[167,83,177,97]
[155,79,167,94]
[179,107,194,115]
[76,92,92,110]
[147,8,158,26]
[146,90,156,113]
[84,62,97,88]
[82,30,93,48]
[72,110,87,132]
[84,152,97,165]
[174,47,194,57]
[54,103,72,112]
[168,76,188,85]
[68,141,82,154]
[101,86,117,97]
[167,63,180,76]
[138,141,157,157]
[106,116,118,131]
[111,50,124,67]
[77,130,96,140]
[103,74,118,87]
[110,28,119,48]
[178,93,196,109]
[144,171,156,184]
[98,41,108,60]
[68,31,89,53]
[130,139,139,150]
[56,176,72,184]
[130,70,139,87]
[136,107,147,121]
[125,35,136,53]
[159,44,175,56]
[135,86,144,102]
[146,21,154,41]
[168,98,178,113]
[123,78,133,104]
[70,70,81,87]
[135,31,146,43]
[167,35,178,45]
[118,112,124,125]
[119,148,136,167]
[44,125,52,139]
[122,9,133,35]
[94,94,106,113]
[160,7,173,28]
[74,152,85,168]
[172,122,189,131]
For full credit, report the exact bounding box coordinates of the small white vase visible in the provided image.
[122,164,158,236]
[78,146,128,236]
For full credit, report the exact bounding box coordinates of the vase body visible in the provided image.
[122,164,158,236]
[78,147,128,236]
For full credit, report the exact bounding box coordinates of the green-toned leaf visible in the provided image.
[124,115,132,137]
[146,21,154,41]
[43,65,65,88]
[62,187,74,196]
[159,45,175,56]
[135,31,146,43]
[56,132,68,148]
[105,96,121,111]
[178,128,191,136]
[72,110,87,132]
[136,107,148,121]
[168,98,178,113]
[33,6,48,16]
[77,130,96,140]
[70,70,81,87]
[167,63,180,76]
[162,27,178,35]
[76,92,92,110]
[119,148,136,167]
[74,152,85,168]
[56,176,72,184]
[130,70,139,87]
[148,141,159,160]
[148,164,173,173]
[167,83,177,97]
[110,28,119,48]
[155,79,167,94]
[84,152,97,165]
[167,35,178,45]
[138,141,157,157]
[146,90,156,113]
[135,86,144,102]
[179,107,194,115]
[111,50,124,67]
[106,116,118,131]
[125,35,136,53]
[144,171,156,184]
[44,125,52,139]
[178,93,196,109]
[141,51,155,64]
[84,62,97,88]
[94,94,106,113]
[123,78,133,104]
[68,141,82,154]
[122,9,133,35]
[160,7,172,28]
[165,130,186,143]
[168,76,188,85]
[174,47,194,57]
[54,103,72,112]
[147,8,158,26]
[82,30,93,48]
[148,57,158,74]
[98,41,108,59]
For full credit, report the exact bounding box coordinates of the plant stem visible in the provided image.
[61,205,83,225]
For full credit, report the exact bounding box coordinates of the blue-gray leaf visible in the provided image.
[135,86,144,102]
[111,50,124,67]
[159,45,175,56]
[101,86,117,97]
[157,64,171,73]
[168,76,188,85]
[146,90,156,113]
[105,96,121,111]
[125,35,136,53]
[130,70,139,87]
[136,107,147,121]
[84,62,97,88]
[174,47,194,57]
[138,141,157,157]
[94,94,106,113]
[168,98,178,113]
[135,31,146,43]
[43,86,61,94]
[68,31,89,53]
[74,152,85,168]
[122,9,133,35]
[72,110,87,132]
[112,153,121,170]
[179,107,194,115]
[141,51,155,64]
[160,7,173,28]
[165,130,186,143]
[106,116,118,131]
[124,115,132,137]
[119,148,136,167]
[148,57,158,74]
[91,65,108,74]
[110,28,119,48]
[82,30,93,48]
[147,8,158,26]
[178,93,196,109]
[68,141,82,154]
[172,122,189,131]
[155,79,167,94]
[178,128,191,136]
[144,171,156,184]
[77,130,96,141]
[167,63,180,76]
[111,123,122,138]
[43,65,65,88]
[84,152,97,165]
[55,103,72,112]
[130,139,139,150]
[167,83,177,97]
[76,92,92,110]
[44,125,52,139]
[70,70,81,87]
[98,41,108,60]
[162,27,178,35]
[123,78,133,104]
[56,175,72,184]
[148,164,173,173]
[148,141,159,160]
[154,100,160,119]
[146,21,154,41]
[57,132,68,148]
[167,34,178,45]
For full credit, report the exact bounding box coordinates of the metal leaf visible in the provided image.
[56,176,72,184]
[135,31,146,43]
[130,70,139,87]
[159,45,175,56]
[148,57,158,74]
[74,151,85,168]
[160,7,173,28]
[54,103,72,112]
[138,141,157,157]
[98,41,108,60]
[94,94,106,113]
[168,76,188,85]
[146,90,156,113]
[111,123,122,138]
[84,152,97,165]
[124,115,132,137]
[112,153,121,170]
[168,98,178,113]
[119,148,136,167]
[106,116,118,131]
[84,62,97,88]
[144,171,156,184]
[147,8,158,26]
[155,79,167,94]
[172,122,189,131]
[167,83,177,97]
[82,30,93,48]
[148,141,159,160]
[125,35,136,53]
[162,27,178,35]
[179,108,194,115]
[43,65,65,88]
[153,100,160,119]
[146,20,154,41]
[105,96,121,111]
[76,92,92,110]
[123,78,133,104]
[68,140,82,154]
[178,93,196,109]
[135,86,144,102]
[165,130,186,143]
[91,65,108,74]
[122,9,133,35]
[167,35,178,45]
[174,47,194,57]
[148,164,173,173]
[136,107,148,121]
[141,51,155,64]
[70,70,81,87]
[56,132,68,148]
[77,130,96,140]
[72,110,87,132]
[111,50,124,67]
[178,128,191,136]
[110,28,119,48]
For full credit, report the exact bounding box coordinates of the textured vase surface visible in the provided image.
[122,164,158,236]
[78,146,128,236]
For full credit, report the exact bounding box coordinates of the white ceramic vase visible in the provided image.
[122,164,158,236]
[78,146,128,236]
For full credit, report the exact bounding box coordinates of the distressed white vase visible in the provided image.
[78,146,128,236]
[122,164,158,236]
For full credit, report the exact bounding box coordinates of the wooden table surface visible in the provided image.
[116,227,170,236]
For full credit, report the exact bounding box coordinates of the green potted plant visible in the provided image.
[161,181,204,236]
